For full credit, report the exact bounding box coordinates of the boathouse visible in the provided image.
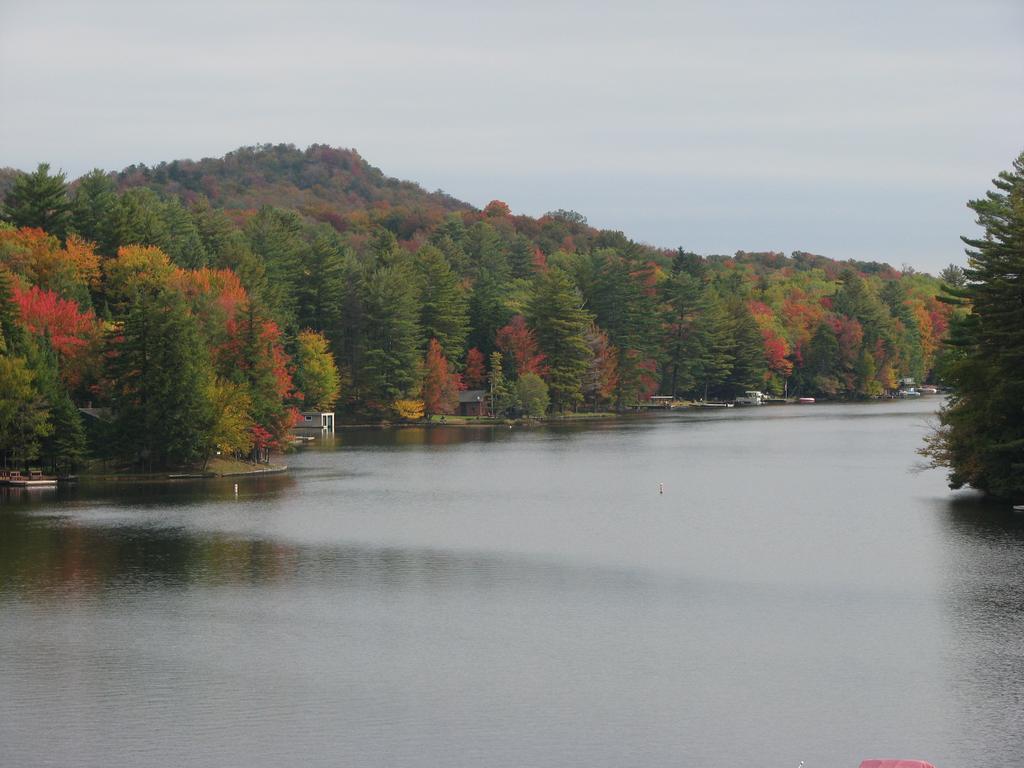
[296,411,335,431]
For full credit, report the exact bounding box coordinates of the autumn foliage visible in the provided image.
[0,143,959,476]
[422,338,460,416]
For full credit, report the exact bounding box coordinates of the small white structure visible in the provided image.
[734,391,766,406]
[296,411,335,431]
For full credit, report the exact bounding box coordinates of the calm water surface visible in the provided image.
[2,399,1022,768]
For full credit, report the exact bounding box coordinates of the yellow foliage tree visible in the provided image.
[294,329,341,411]
[392,399,424,421]
[103,245,175,310]
[204,378,253,469]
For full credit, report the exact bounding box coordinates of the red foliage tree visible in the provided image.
[12,284,97,356]
[12,283,102,389]
[463,347,486,389]
[532,247,547,272]
[496,315,547,378]
[583,323,618,409]
[483,200,511,218]
[762,332,793,377]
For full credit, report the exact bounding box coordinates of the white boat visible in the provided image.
[898,388,922,398]
[734,391,766,406]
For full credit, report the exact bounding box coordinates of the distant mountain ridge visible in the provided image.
[111,143,474,216]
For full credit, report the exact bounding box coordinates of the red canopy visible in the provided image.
[859,761,936,768]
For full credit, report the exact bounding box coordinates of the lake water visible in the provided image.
[1,399,1022,768]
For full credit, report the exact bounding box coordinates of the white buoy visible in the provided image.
[234,483,238,496]
[659,482,664,495]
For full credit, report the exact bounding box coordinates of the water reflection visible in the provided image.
[0,499,608,597]
[2,400,1023,768]
[0,513,298,594]
[935,493,1024,765]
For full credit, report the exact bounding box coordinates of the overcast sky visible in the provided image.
[2,0,1021,273]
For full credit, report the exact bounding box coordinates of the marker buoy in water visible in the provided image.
[659,483,664,494]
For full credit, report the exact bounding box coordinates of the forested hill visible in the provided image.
[1,144,471,234]
[114,143,473,224]
[0,144,961,472]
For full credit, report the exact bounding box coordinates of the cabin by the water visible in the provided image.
[296,411,335,431]
[458,390,488,417]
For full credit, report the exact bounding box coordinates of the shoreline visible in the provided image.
[74,458,288,484]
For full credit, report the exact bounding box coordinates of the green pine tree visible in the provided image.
[0,354,52,470]
[107,287,214,470]
[359,263,422,405]
[526,268,592,411]
[70,169,120,255]
[2,163,71,240]
[661,269,703,397]
[26,340,87,474]
[727,301,766,395]
[297,227,348,341]
[693,288,735,400]
[923,151,1024,499]
[415,244,469,360]
[488,351,514,416]
[244,206,309,330]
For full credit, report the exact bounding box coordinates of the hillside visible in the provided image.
[1,144,473,238]
[112,142,474,223]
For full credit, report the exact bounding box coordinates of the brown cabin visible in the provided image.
[458,390,488,417]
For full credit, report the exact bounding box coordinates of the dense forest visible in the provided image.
[0,143,958,472]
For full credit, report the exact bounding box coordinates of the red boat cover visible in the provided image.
[859,761,936,768]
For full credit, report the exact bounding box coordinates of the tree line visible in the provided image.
[0,148,957,471]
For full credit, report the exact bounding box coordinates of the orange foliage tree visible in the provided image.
[422,338,460,416]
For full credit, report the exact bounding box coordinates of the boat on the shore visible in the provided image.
[691,401,734,408]
[797,397,816,404]
[734,390,766,406]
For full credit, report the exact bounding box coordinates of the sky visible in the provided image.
[1,0,1022,274]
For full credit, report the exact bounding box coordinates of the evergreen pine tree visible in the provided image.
[924,152,1024,499]
[359,263,422,405]
[488,351,514,416]
[0,354,52,470]
[661,270,703,397]
[297,227,347,342]
[526,268,592,411]
[692,288,734,400]
[244,206,309,330]
[2,163,71,239]
[108,287,214,469]
[26,340,87,474]
[727,302,767,395]
[415,244,469,360]
[70,169,120,255]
